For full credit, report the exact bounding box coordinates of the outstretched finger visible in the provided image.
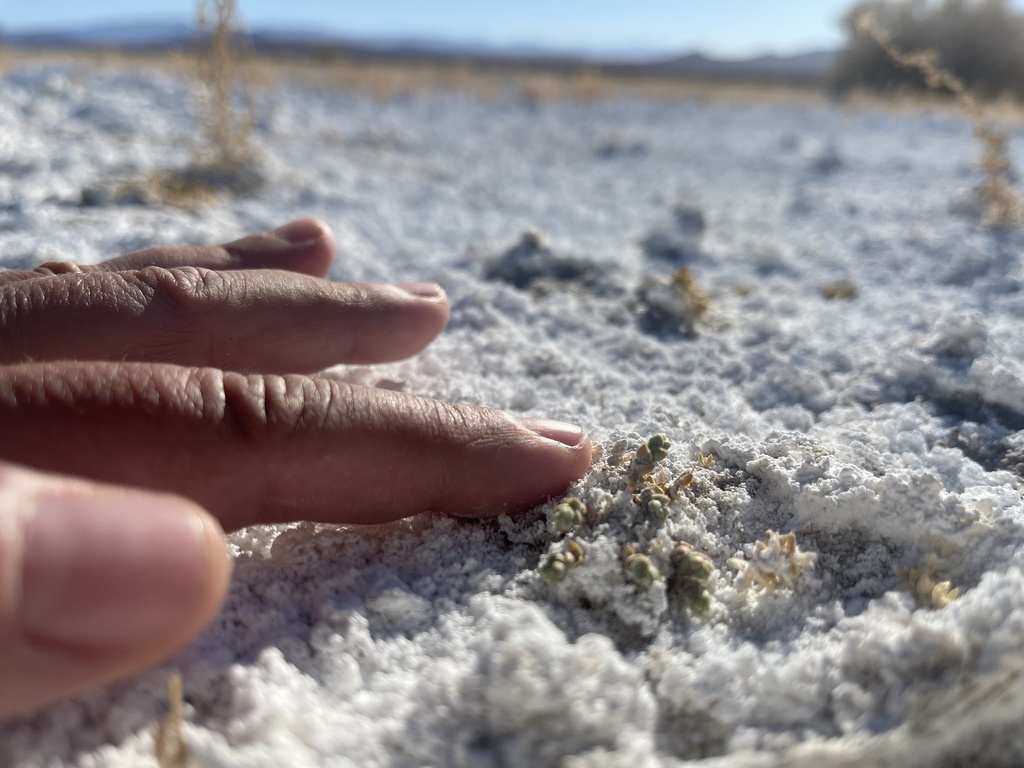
[0,218,335,285]
[0,267,449,371]
[105,218,336,276]
[0,362,593,532]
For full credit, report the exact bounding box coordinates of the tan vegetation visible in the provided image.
[7,42,1023,128]
[834,0,1024,100]
[7,2,1024,220]
[132,0,264,208]
[155,673,192,768]
[193,0,255,169]
[856,11,1022,226]
[7,0,1024,125]
[0,44,829,109]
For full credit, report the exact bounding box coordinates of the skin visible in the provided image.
[0,218,591,719]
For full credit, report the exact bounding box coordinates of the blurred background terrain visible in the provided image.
[1,1,1023,111]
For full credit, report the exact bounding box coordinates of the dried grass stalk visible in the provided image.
[194,0,255,170]
[857,13,1021,227]
[155,673,192,768]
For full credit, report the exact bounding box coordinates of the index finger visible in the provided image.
[0,362,592,531]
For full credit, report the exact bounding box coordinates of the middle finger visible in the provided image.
[0,267,449,372]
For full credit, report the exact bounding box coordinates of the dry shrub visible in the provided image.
[856,12,1021,226]
[130,169,221,209]
[671,267,710,319]
[193,0,255,169]
[834,0,1024,100]
[122,0,264,208]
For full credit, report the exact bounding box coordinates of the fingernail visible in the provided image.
[396,282,445,299]
[21,492,217,649]
[271,218,326,246]
[516,417,586,447]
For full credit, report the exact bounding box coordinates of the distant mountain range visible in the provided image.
[661,51,837,79]
[1,21,839,81]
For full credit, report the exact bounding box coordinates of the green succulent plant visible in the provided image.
[640,490,672,524]
[550,497,586,533]
[670,542,715,613]
[630,433,673,481]
[622,544,660,588]
[540,539,585,584]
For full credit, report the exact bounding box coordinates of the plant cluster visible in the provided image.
[540,538,586,585]
[538,434,717,615]
[668,542,715,614]
[727,530,817,592]
[633,267,710,338]
[629,432,673,483]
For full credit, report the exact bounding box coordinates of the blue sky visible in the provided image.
[5,1,1024,59]
[2,1,859,58]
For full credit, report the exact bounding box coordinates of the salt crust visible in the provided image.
[3,65,1024,766]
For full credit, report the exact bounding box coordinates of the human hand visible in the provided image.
[0,218,591,718]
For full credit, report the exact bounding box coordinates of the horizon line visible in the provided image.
[1,15,843,62]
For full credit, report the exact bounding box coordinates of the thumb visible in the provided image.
[0,463,232,719]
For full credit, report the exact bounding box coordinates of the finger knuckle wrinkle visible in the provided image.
[133,266,222,319]
[218,372,321,446]
[219,371,272,444]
